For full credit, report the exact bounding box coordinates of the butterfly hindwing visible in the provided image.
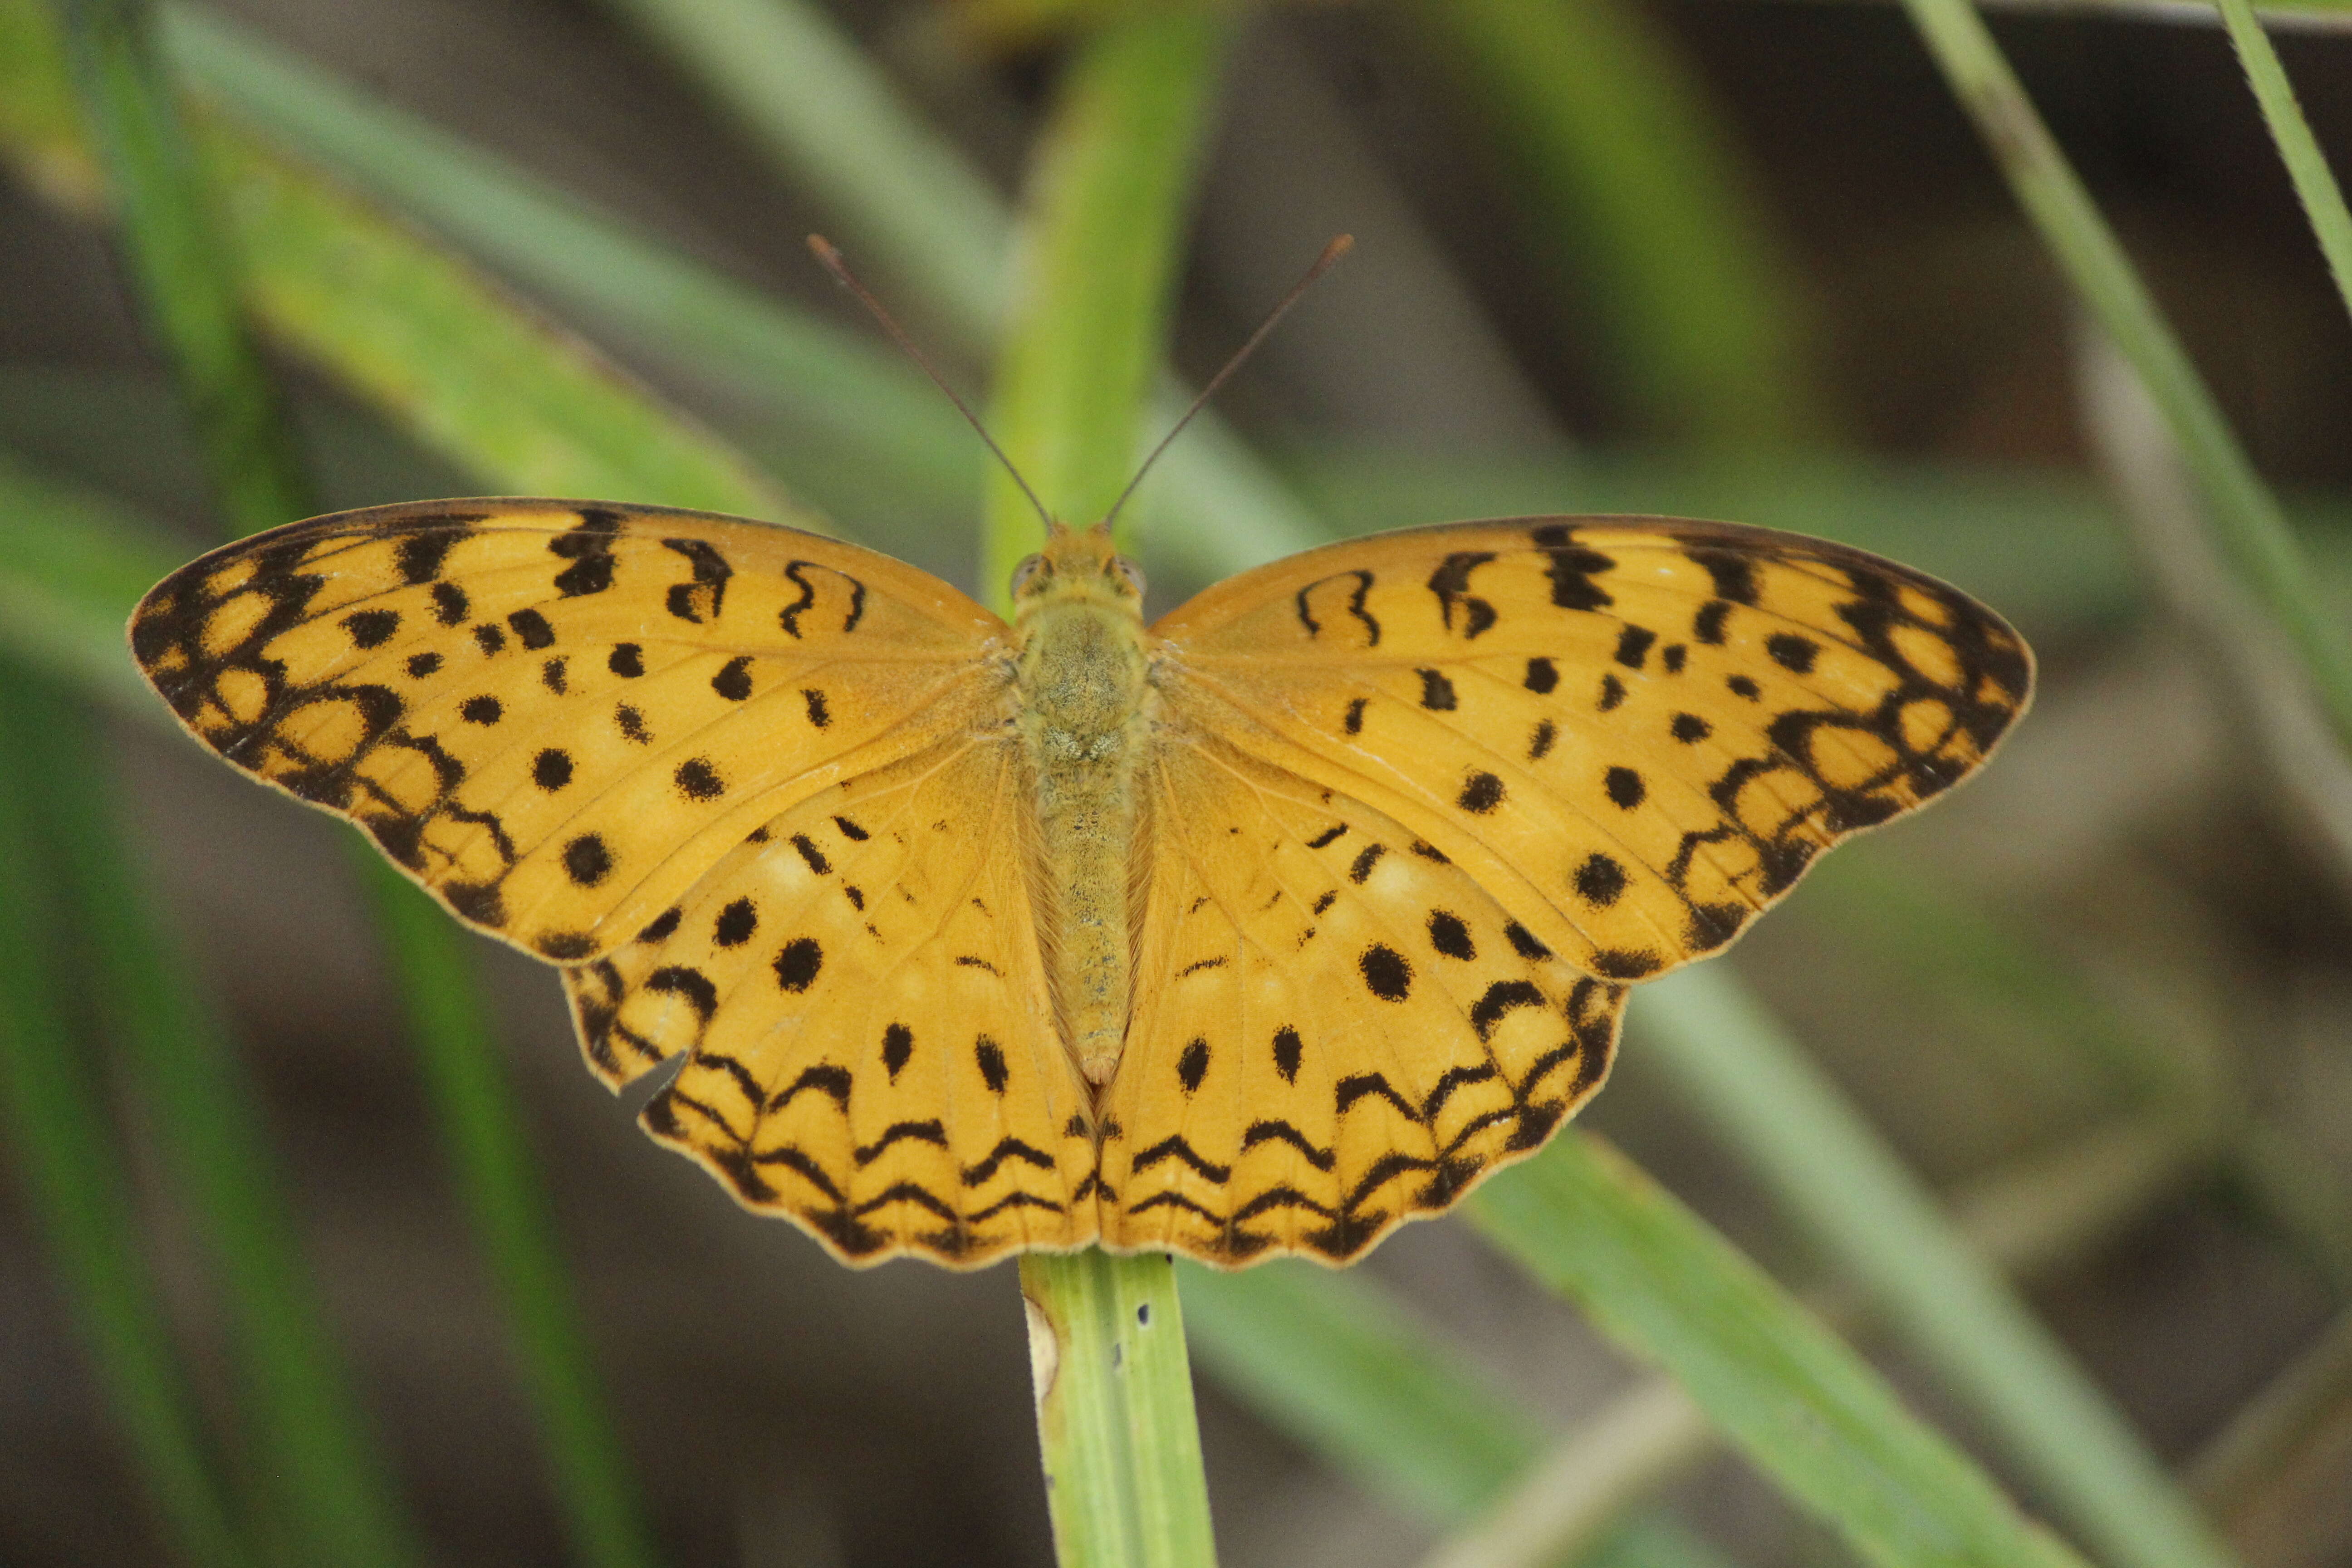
[1100,730,1623,1265]
[564,734,1099,1268]
[130,500,1012,963]
[1148,516,2032,984]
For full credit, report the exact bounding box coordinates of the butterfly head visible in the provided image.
[1010,520,1146,622]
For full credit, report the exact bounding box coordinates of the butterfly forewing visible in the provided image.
[130,500,1012,963]
[1148,516,2033,985]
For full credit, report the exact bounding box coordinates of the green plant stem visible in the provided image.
[0,666,253,1568]
[1023,1252,1217,1568]
[1624,964,2234,1568]
[1898,0,2352,756]
[988,9,1231,1566]
[2213,0,2352,320]
[1404,0,1828,447]
[979,2,1231,581]
[363,865,662,1568]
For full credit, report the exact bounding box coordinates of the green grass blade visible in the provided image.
[46,2,671,1558]
[1622,965,2235,1568]
[0,665,254,1568]
[1178,1262,1545,1522]
[2213,0,2352,322]
[1897,0,2352,756]
[0,452,189,711]
[592,0,1010,338]
[363,864,663,1568]
[154,4,966,533]
[42,690,426,1568]
[57,0,310,531]
[582,0,1326,578]
[0,0,796,524]
[1403,0,1829,447]
[1471,1132,2093,1568]
[987,10,1232,1565]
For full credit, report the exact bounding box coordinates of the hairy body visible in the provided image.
[1010,524,1153,1085]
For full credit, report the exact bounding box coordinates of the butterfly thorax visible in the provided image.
[1010,525,1152,1087]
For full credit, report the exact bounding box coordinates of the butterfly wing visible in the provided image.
[1098,730,1623,1265]
[1147,516,2032,983]
[564,736,1099,1268]
[131,500,1013,963]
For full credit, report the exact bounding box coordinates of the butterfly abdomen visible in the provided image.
[1016,593,1153,1087]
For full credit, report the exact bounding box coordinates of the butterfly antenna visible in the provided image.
[1102,234,1353,533]
[808,235,1057,533]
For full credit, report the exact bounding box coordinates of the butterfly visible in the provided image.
[129,499,2031,1269]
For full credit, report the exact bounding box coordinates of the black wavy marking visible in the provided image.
[1292,569,1382,647]
[660,537,733,623]
[1427,552,1499,638]
[1586,525,2032,960]
[779,560,868,637]
[1142,978,1626,1264]
[130,522,574,931]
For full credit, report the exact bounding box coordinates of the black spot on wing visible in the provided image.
[773,937,823,991]
[1529,524,1614,611]
[1272,1025,1303,1084]
[1767,632,1819,674]
[1574,853,1627,907]
[675,758,724,800]
[975,1036,1009,1093]
[1176,1039,1210,1093]
[714,897,758,948]
[1457,771,1504,813]
[712,657,753,701]
[550,510,622,597]
[342,608,399,648]
[1416,669,1457,710]
[608,643,645,678]
[563,834,612,886]
[1426,911,1475,960]
[882,1022,914,1079]
[508,608,555,649]
[1504,921,1552,960]
[1614,626,1655,670]
[1358,944,1411,1001]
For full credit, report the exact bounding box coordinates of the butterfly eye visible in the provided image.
[1110,558,1146,597]
[1010,554,1049,595]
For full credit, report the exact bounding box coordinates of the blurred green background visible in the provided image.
[2,1,2350,1565]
